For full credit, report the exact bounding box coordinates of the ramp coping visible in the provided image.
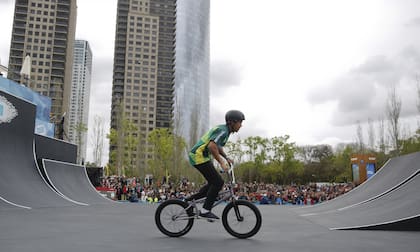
[329,213,420,230]
[0,196,32,209]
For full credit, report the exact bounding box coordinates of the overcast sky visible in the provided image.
[1,0,420,164]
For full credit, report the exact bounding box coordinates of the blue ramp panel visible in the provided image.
[0,90,76,209]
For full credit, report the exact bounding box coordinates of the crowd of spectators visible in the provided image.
[98,176,355,205]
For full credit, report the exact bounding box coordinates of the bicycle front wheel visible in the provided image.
[222,200,262,239]
[155,199,194,237]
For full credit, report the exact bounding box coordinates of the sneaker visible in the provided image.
[199,211,219,220]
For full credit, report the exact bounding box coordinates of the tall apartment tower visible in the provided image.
[174,0,210,148]
[110,0,176,174]
[7,0,77,134]
[69,40,92,164]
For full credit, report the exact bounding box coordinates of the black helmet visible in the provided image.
[225,110,245,123]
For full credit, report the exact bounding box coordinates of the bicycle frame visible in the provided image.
[172,165,239,221]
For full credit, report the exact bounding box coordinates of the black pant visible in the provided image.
[189,161,224,210]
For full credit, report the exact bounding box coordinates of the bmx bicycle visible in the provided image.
[154,165,262,239]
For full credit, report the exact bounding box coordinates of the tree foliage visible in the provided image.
[147,128,189,184]
[72,122,88,164]
[91,115,105,166]
[107,118,140,177]
[105,127,420,186]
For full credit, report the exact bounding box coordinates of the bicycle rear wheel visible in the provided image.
[222,200,262,239]
[155,199,194,237]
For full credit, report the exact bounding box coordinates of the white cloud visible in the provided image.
[308,47,420,127]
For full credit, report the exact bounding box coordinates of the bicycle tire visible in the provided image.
[222,200,262,239]
[155,199,194,237]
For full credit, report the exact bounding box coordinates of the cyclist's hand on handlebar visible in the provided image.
[220,162,229,173]
[226,157,234,167]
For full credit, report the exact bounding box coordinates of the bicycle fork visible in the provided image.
[232,201,244,222]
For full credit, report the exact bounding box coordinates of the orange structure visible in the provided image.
[350,154,377,185]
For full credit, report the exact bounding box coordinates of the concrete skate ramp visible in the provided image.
[304,171,420,231]
[42,159,113,205]
[296,151,420,216]
[0,90,76,209]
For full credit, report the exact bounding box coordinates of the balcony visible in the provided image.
[56,11,69,19]
[14,13,27,21]
[13,28,25,35]
[53,47,66,54]
[54,39,66,47]
[56,19,68,26]
[57,5,70,12]
[57,0,70,5]
[52,62,65,69]
[55,26,68,33]
[15,7,28,14]
[12,35,25,43]
[51,69,64,76]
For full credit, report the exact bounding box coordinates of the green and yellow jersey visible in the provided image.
[189,124,230,166]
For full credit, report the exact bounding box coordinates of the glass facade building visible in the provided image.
[69,40,92,164]
[174,0,210,147]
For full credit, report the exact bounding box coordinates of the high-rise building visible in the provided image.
[110,0,176,175]
[69,40,92,164]
[7,0,77,135]
[0,63,7,77]
[174,0,210,147]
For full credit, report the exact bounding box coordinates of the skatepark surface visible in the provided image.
[1,203,419,252]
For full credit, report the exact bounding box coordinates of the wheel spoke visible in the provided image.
[222,201,262,238]
[227,206,257,234]
[155,200,194,237]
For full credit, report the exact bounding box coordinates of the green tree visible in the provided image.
[269,136,302,184]
[72,122,88,164]
[225,138,245,163]
[400,129,420,155]
[147,128,187,184]
[91,115,105,166]
[107,101,125,176]
[242,136,269,182]
[123,119,140,177]
[332,144,354,183]
[107,118,140,177]
[386,85,402,155]
[298,144,334,183]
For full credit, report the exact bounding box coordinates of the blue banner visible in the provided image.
[366,163,376,179]
[0,76,54,137]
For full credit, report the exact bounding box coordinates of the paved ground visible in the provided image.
[1,203,418,252]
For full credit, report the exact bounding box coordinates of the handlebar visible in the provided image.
[219,163,236,184]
